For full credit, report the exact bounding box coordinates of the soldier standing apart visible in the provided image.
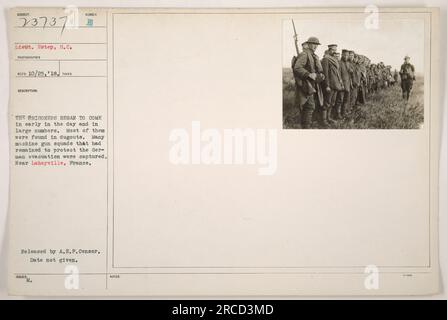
[321,44,344,126]
[292,37,325,129]
[399,55,415,101]
[338,49,352,118]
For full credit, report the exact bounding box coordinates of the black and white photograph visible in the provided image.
[282,16,425,129]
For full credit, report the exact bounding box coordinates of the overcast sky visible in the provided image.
[282,16,425,72]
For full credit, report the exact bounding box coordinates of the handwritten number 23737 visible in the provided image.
[20,16,68,34]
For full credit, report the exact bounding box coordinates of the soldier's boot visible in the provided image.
[333,106,340,120]
[319,110,329,128]
[301,108,313,129]
[336,107,343,120]
[340,105,347,119]
[326,107,336,124]
[333,102,342,120]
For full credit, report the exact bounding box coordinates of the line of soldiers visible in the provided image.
[291,36,416,129]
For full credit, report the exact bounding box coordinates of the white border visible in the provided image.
[0,0,445,299]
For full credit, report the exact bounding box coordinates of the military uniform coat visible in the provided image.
[292,49,323,108]
[351,63,361,86]
[339,60,352,92]
[321,55,344,91]
[399,63,415,80]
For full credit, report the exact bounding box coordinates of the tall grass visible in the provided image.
[283,68,424,129]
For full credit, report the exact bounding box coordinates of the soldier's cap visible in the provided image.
[342,49,349,53]
[404,55,410,59]
[348,50,355,54]
[305,36,321,45]
[328,44,337,49]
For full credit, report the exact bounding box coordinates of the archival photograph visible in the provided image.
[282,16,425,129]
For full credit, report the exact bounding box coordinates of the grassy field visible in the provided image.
[282,68,424,129]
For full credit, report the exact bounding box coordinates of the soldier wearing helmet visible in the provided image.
[399,55,415,100]
[292,36,325,128]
